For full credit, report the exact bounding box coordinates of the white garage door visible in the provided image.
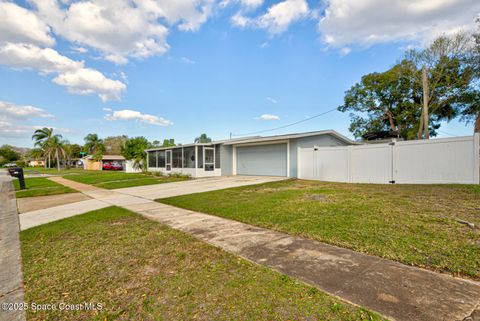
[236,144,287,176]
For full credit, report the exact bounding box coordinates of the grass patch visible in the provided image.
[21,206,382,321]
[159,179,480,280]
[62,171,188,189]
[22,167,189,189]
[13,177,75,198]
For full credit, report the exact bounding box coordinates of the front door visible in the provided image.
[165,150,172,171]
[204,147,214,171]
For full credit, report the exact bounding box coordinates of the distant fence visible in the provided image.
[298,134,480,184]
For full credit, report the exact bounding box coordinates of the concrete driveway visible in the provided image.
[20,176,286,230]
[114,175,286,200]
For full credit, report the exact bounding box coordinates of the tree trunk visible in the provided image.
[422,67,430,139]
[386,110,395,131]
[418,110,424,139]
[56,153,60,171]
[475,114,480,133]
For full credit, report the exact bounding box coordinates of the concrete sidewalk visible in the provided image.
[0,170,25,321]
[29,176,480,320]
[19,199,109,231]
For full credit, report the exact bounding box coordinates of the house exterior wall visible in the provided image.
[220,145,233,176]
[84,159,102,171]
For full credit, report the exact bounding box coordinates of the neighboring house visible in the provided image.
[27,160,45,167]
[83,155,142,173]
[83,155,125,171]
[146,130,356,178]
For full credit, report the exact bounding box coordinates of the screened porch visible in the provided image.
[146,144,221,177]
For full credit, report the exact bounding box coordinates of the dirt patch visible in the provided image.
[304,194,331,202]
[17,193,91,213]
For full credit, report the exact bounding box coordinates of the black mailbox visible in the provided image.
[8,167,26,190]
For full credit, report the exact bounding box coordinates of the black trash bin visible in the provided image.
[8,167,26,190]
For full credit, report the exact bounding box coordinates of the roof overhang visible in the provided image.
[223,130,359,146]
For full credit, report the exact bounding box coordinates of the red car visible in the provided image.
[102,162,123,171]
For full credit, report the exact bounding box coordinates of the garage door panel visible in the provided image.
[236,144,287,176]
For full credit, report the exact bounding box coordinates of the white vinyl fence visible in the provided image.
[298,134,480,184]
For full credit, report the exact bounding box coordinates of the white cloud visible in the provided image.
[339,47,351,56]
[319,0,480,48]
[53,68,126,102]
[104,54,129,65]
[0,2,55,46]
[0,101,59,139]
[0,43,126,101]
[0,42,82,74]
[104,109,173,126]
[0,101,54,120]
[0,122,72,138]
[232,0,309,34]
[266,96,278,104]
[258,113,280,120]
[71,46,88,54]
[0,120,35,137]
[221,0,264,9]
[181,56,195,64]
[28,0,216,64]
[257,0,309,34]
[102,107,113,112]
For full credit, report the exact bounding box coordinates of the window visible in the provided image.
[165,150,171,171]
[215,144,221,168]
[183,147,195,168]
[148,151,157,168]
[172,148,182,168]
[197,146,203,168]
[204,148,214,171]
[157,151,165,167]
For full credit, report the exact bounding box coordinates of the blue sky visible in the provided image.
[0,0,478,147]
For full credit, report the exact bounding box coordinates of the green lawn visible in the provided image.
[22,167,189,189]
[159,179,480,280]
[13,177,75,198]
[62,171,187,189]
[20,207,382,321]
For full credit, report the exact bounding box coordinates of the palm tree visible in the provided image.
[194,133,212,143]
[44,136,66,171]
[32,127,62,168]
[84,133,106,161]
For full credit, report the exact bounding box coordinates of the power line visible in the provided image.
[231,107,338,137]
[437,129,460,137]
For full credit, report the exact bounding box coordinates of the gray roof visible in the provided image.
[222,130,358,145]
[145,130,357,152]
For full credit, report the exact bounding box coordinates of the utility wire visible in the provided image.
[437,129,460,137]
[231,107,338,137]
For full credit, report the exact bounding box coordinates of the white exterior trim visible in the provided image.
[474,132,480,184]
[232,145,237,175]
[286,140,290,178]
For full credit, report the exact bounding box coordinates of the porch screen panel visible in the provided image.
[157,151,166,167]
[197,146,203,168]
[172,149,182,168]
[148,151,157,167]
[215,145,221,168]
[183,147,195,168]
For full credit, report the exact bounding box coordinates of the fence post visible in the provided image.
[389,141,395,184]
[474,133,480,184]
[347,145,352,183]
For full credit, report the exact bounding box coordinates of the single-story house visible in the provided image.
[83,155,126,171]
[27,159,45,167]
[146,130,357,178]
